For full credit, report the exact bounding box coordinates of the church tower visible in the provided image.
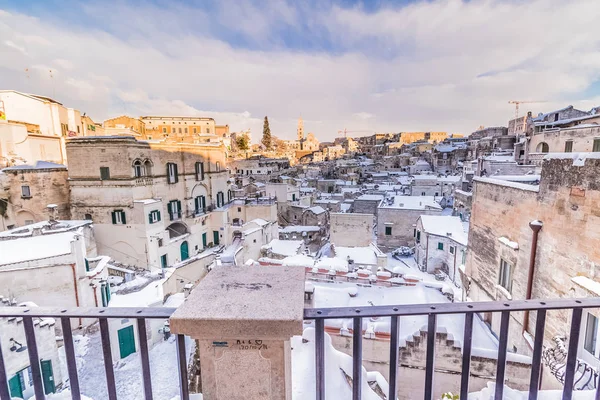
[297,117,304,141]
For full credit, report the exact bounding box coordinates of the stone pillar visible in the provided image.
[170,266,305,400]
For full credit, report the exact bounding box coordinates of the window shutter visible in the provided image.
[157,211,161,221]
[194,197,199,212]
[167,202,173,219]
[167,164,171,183]
[121,211,126,225]
[149,213,153,224]
[111,211,117,224]
[177,200,182,217]
[200,162,204,180]
[174,164,179,183]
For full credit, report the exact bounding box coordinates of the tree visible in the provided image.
[262,116,272,150]
[236,135,250,151]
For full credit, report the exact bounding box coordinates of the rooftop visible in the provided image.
[379,195,442,210]
[419,215,468,246]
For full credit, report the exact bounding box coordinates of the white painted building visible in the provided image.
[0,220,109,327]
[414,215,468,282]
[1,304,63,398]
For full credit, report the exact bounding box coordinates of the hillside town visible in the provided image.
[0,86,599,400]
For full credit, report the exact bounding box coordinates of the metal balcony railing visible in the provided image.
[0,307,184,400]
[2,298,600,400]
[304,297,600,400]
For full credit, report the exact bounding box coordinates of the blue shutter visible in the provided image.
[167,202,173,220]
[177,200,182,218]
[157,211,161,221]
[121,211,126,225]
[111,211,117,224]
[174,164,179,183]
[149,212,153,224]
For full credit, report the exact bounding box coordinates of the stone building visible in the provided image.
[414,215,468,282]
[376,195,442,249]
[353,194,383,215]
[329,212,374,247]
[0,161,70,231]
[66,136,275,270]
[465,154,600,368]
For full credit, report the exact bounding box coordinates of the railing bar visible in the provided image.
[23,316,45,399]
[61,317,81,400]
[528,309,547,400]
[495,310,511,400]
[0,336,11,400]
[303,297,600,319]
[424,314,436,400]
[596,375,600,400]
[99,317,118,400]
[176,334,190,400]
[0,307,176,318]
[137,318,154,400]
[315,319,325,400]
[388,316,399,400]
[459,312,474,399]
[563,307,583,400]
[353,317,362,400]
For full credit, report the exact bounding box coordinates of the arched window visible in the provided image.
[133,160,144,177]
[216,191,224,208]
[143,159,153,176]
[536,142,549,153]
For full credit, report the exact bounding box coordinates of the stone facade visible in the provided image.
[329,213,374,247]
[0,162,70,230]
[466,155,600,359]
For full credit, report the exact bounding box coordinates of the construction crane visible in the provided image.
[337,129,374,138]
[508,100,547,119]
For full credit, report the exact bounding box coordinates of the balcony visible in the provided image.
[1,283,599,399]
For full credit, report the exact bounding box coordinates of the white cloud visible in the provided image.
[1,0,600,141]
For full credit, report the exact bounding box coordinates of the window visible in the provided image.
[437,242,444,250]
[163,127,167,133]
[161,254,168,268]
[584,313,598,355]
[100,167,110,180]
[167,200,182,220]
[194,196,206,215]
[216,192,225,208]
[21,185,31,198]
[167,163,178,184]
[385,226,392,236]
[593,139,600,152]
[158,238,163,247]
[84,213,92,220]
[184,128,188,134]
[178,128,182,134]
[195,162,205,181]
[421,192,426,196]
[416,231,421,243]
[565,141,573,153]
[498,259,513,292]
[193,127,197,134]
[216,161,221,172]
[111,210,126,225]
[238,207,242,212]
[133,160,144,177]
[206,128,210,133]
[450,246,455,254]
[149,210,161,224]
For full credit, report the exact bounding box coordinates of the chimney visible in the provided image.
[47,204,58,222]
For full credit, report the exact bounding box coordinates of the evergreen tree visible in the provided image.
[261,116,272,150]
[236,135,250,151]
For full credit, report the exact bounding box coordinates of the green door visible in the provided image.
[202,233,207,248]
[118,325,136,359]
[161,254,168,268]
[213,231,220,246]
[180,241,189,261]
[41,359,56,394]
[9,374,23,398]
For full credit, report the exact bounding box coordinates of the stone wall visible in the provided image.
[329,213,374,247]
[330,329,530,400]
[0,167,70,230]
[466,156,600,356]
[377,207,443,249]
[353,199,381,215]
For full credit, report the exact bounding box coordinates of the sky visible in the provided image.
[1,0,600,142]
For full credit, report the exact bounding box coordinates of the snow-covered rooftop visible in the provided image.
[0,231,79,265]
[280,225,320,233]
[2,160,67,171]
[307,206,326,215]
[419,215,468,246]
[334,244,382,266]
[356,194,384,201]
[263,239,304,257]
[473,176,540,192]
[379,195,442,210]
[0,219,91,239]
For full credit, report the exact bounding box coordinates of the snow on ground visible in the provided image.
[62,329,195,400]
[291,328,383,400]
[308,280,499,352]
[468,382,596,399]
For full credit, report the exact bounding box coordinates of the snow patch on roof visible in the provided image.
[473,176,540,192]
[419,215,468,246]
